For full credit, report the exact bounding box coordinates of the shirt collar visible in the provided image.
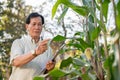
[23,34,43,44]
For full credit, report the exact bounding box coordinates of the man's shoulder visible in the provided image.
[14,34,29,40]
[12,35,27,43]
[13,38,21,43]
[12,35,27,48]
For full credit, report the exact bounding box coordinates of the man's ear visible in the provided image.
[25,24,29,30]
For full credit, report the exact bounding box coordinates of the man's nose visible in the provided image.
[35,24,41,29]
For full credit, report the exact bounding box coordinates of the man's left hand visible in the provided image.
[46,60,55,71]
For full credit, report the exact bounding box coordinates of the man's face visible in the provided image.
[26,17,43,38]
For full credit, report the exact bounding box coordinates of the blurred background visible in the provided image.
[0,0,119,80]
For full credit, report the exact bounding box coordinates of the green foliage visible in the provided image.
[33,77,45,80]
[50,0,120,80]
[48,69,66,78]
[60,57,72,69]
[52,0,88,18]
[116,0,120,31]
[91,27,101,41]
[74,32,84,37]
[88,15,94,23]
[52,35,66,42]
[72,58,85,67]
[58,7,68,23]
[52,0,61,18]
[101,0,110,20]
[96,18,107,32]
[81,73,93,80]
[103,54,115,80]
[76,38,90,50]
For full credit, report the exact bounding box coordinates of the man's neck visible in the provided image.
[32,36,40,43]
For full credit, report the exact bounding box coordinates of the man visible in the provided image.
[9,12,55,80]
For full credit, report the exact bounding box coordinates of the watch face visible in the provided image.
[31,50,37,56]
[31,50,35,54]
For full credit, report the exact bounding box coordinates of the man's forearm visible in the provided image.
[12,52,37,67]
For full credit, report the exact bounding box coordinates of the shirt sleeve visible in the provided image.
[10,39,24,64]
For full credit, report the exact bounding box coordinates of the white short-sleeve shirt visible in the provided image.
[9,35,53,80]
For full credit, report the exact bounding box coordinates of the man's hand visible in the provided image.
[35,39,50,55]
[46,60,55,71]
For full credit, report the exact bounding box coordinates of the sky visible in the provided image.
[24,0,116,29]
[0,0,46,7]
[24,0,45,7]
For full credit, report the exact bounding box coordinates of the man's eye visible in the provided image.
[38,24,42,26]
[32,24,36,26]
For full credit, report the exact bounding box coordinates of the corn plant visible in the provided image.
[34,0,120,80]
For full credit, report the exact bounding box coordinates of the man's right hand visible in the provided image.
[35,39,50,55]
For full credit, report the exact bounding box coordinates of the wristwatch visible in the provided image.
[31,50,37,57]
